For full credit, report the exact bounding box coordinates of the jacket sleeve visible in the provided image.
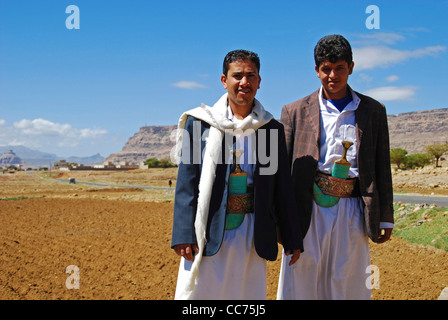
[376,105,394,224]
[171,116,200,248]
[275,122,304,252]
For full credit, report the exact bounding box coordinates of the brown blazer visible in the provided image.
[280,88,394,243]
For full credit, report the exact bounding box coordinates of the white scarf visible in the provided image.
[172,93,273,299]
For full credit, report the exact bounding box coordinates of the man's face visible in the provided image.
[315,59,354,100]
[221,59,261,110]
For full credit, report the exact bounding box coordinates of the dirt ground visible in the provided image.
[0,169,447,300]
[392,162,448,195]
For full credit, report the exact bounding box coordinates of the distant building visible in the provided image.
[70,160,138,171]
[53,160,69,170]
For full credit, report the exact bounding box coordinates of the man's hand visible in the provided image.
[174,243,199,262]
[377,228,392,244]
[285,249,301,266]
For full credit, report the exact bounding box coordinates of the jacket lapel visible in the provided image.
[354,92,369,157]
[306,90,322,157]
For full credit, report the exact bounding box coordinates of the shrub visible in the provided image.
[390,148,408,169]
[145,158,176,168]
[403,153,432,169]
[425,143,448,167]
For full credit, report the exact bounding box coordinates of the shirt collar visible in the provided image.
[226,101,258,121]
[226,103,236,121]
[318,86,361,113]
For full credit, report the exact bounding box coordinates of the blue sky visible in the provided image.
[0,0,447,157]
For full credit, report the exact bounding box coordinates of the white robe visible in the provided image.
[175,212,267,300]
[277,88,371,300]
[277,197,370,299]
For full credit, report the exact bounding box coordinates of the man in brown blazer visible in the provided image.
[277,35,394,300]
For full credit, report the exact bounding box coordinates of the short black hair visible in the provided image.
[223,50,260,76]
[314,35,353,67]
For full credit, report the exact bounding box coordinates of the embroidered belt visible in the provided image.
[226,189,254,214]
[315,171,360,198]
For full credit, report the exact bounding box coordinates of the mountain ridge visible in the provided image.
[104,108,448,165]
[0,146,104,168]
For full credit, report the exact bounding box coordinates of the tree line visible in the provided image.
[390,143,448,170]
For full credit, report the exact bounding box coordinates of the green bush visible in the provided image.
[390,148,408,169]
[145,158,160,167]
[403,153,432,169]
[145,158,176,168]
[425,143,448,167]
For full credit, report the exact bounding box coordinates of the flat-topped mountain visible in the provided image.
[387,108,448,154]
[105,125,177,165]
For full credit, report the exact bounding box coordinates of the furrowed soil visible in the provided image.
[0,168,447,300]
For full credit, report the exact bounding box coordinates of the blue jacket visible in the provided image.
[171,116,303,261]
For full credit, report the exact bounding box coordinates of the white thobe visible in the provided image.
[277,87,371,300]
[175,106,267,300]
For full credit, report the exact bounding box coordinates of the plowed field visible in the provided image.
[0,170,447,300]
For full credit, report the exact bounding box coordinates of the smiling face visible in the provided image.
[316,59,354,100]
[221,59,261,117]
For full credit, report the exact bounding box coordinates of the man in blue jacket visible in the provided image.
[171,50,303,300]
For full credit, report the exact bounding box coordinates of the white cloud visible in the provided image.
[14,119,73,137]
[171,81,207,89]
[0,119,5,126]
[12,118,108,140]
[386,75,400,82]
[355,73,373,84]
[0,125,17,143]
[8,139,26,146]
[0,118,108,151]
[364,86,417,101]
[79,127,108,139]
[353,45,445,70]
[353,32,405,45]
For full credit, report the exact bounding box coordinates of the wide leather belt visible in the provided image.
[226,186,254,214]
[315,171,360,198]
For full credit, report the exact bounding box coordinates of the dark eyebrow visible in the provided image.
[231,70,257,76]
